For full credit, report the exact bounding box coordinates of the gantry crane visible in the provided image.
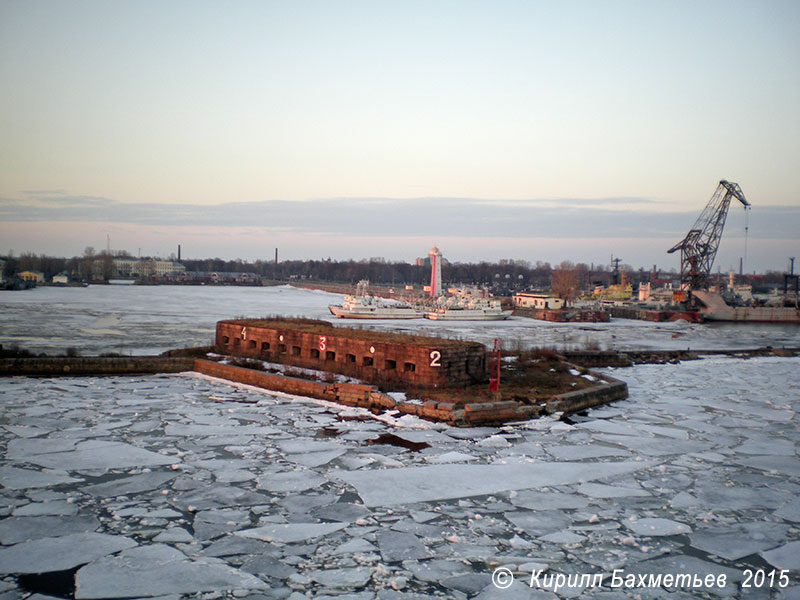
[668,180,751,292]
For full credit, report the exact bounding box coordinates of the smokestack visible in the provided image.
[739,257,743,276]
[178,245,181,261]
[275,248,278,265]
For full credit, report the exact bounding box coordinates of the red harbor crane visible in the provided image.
[668,180,751,293]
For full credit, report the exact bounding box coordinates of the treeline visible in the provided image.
[3,250,789,291]
[3,251,597,289]
[182,257,576,290]
[1,248,125,282]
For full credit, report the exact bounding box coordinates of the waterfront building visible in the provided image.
[18,271,45,284]
[513,292,564,310]
[112,258,186,278]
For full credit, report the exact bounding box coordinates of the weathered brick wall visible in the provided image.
[215,321,486,388]
[560,351,634,368]
[194,358,337,399]
[195,359,421,418]
[0,357,195,377]
[513,308,610,323]
[545,373,628,415]
[193,359,534,426]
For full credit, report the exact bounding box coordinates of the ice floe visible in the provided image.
[0,320,798,599]
[74,544,268,598]
[337,461,652,507]
[235,522,349,544]
[625,517,692,536]
[0,532,137,574]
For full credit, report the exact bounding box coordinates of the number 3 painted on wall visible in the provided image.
[319,336,327,352]
[429,350,441,367]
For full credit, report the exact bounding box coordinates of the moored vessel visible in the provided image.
[692,291,800,323]
[425,293,511,321]
[328,280,425,319]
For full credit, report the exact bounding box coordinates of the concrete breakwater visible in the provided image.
[563,346,800,368]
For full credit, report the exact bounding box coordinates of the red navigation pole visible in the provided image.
[489,338,501,392]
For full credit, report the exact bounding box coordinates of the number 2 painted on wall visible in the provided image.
[319,336,327,352]
[429,350,441,367]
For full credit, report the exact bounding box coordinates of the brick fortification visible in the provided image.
[0,318,632,426]
[215,318,487,389]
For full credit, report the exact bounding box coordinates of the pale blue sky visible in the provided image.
[1,0,798,271]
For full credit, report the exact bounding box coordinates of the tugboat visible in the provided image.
[329,280,425,319]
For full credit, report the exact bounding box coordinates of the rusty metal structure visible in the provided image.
[668,180,750,292]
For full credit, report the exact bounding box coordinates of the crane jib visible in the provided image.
[667,180,751,292]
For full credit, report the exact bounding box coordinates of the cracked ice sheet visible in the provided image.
[625,517,692,536]
[336,460,652,507]
[82,472,177,497]
[165,423,280,436]
[257,471,327,493]
[577,482,651,498]
[775,498,800,523]
[623,555,742,597]
[74,544,267,599]
[731,455,800,478]
[235,522,348,543]
[0,466,82,490]
[760,540,800,570]
[591,433,708,457]
[12,501,78,517]
[544,444,630,460]
[21,440,176,471]
[0,515,101,545]
[0,532,137,574]
[689,522,789,561]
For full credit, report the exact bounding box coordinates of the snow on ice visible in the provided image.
[0,285,798,598]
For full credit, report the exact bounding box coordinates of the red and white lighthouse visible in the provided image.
[428,246,443,298]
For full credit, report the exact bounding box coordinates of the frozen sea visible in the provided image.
[2,284,800,356]
[0,285,799,599]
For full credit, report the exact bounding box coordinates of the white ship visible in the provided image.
[424,292,511,321]
[329,281,425,319]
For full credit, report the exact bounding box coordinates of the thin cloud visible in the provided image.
[0,194,796,241]
[21,189,68,196]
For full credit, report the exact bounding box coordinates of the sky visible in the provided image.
[1,0,798,272]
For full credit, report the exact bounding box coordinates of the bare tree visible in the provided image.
[99,250,114,281]
[79,247,95,281]
[550,260,580,306]
[18,251,41,273]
